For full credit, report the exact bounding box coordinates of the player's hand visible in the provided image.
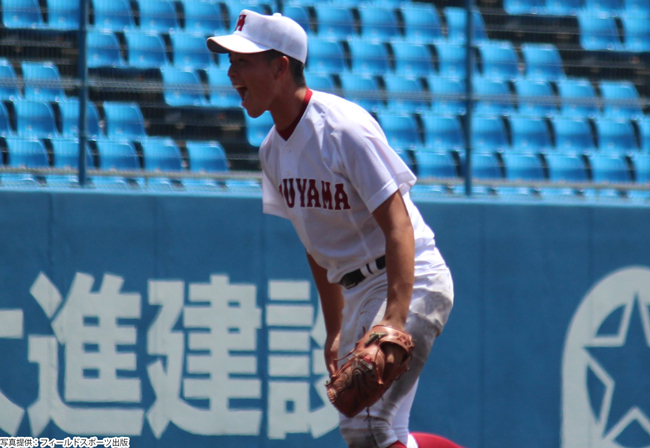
[324,331,341,377]
[376,318,408,382]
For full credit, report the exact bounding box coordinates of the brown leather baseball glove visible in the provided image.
[325,324,415,418]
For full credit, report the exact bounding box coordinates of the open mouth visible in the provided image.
[233,85,248,101]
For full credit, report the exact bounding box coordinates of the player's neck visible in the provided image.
[270,86,308,132]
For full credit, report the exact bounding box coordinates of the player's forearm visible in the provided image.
[382,222,415,330]
[307,252,344,336]
[372,192,415,330]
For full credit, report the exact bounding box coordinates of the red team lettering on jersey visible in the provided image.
[279,178,351,210]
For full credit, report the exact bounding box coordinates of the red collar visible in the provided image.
[277,88,312,141]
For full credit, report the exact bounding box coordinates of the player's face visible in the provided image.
[227,51,278,118]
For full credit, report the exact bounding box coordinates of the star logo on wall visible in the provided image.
[586,296,650,447]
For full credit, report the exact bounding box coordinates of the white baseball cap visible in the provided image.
[207,10,308,64]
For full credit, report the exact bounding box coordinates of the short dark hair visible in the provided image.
[264,50,306,88]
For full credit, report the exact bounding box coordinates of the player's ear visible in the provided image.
[273,55,290,79]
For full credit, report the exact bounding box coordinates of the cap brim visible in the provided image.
[207,34,272,54]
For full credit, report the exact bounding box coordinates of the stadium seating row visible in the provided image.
[4,0,648,54]
[412,150,650,199]
[0,87,647,152]
[301,73,646,119]
[0,0,488,45]
[2,135,649,197]
[505,0,649,18]
[0,136,230,189]
[414,149,650,186]
[245,110,650,155]
[4,53,644,118]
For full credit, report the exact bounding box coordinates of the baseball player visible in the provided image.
[207,10,455,448]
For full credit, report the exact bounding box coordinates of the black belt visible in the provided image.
[338,256,386,289]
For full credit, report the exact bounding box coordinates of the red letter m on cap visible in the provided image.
[235,14,246,31]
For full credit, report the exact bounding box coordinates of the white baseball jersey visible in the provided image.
[260,89,437,284]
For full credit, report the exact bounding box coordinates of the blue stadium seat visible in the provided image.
[47,139,94,186]
[557,79,599,118]
[180,0,226,34]
[594,118,638,153]
[223,2,267,28]
[509,115,553,153]
[5,137,49,167]
[471,116,509,151]
[48,0,79,30]
[91,0,136,31]
[141,137,183,189]
[95,139,140,187]
[58,99,102,139]
[600,81,643,119]
[435,44,476,79]
[96,139,139,170]
[161,67,209,107]
[124,31,170,69]
[12,100,58,138]
[184,140,228,190]
[638,118,650,152]
[347,40,390,76]
[245,111,274,148]
[392,42,435,77]
[545,153,588,182]
[459,152,502,179]
[339,73,383,112]
[303,72,334,92]
[551,117,596,153]
[51,139,93,169]
[206,67,242,108]
[0,59,21,101]
[304,72,335,92]
[478,41,520,81]
[421,114,464,151]
[444,8,488,44]
[628,153,650,201]
[102,102,148,140]
[428,76,467,115]
[415,151,457,179]
[2,0,44,28]
[624,0,650,15]
[137,0,180,33]
[88,31,127,68]
[502,153,545,181]
[384,74,428,113]
[514,79,557,117]
[375,112,421,150]
[545,0,583,15]
[186,141,228,172]
[21,62,66,102]
[473,78,515,116]
[578,14,623,51]
[521,44,566,81]
[630,154,650,183]
[283,5,312,35]
[0,103,13,136]
[142,137,183,171]
[313,5,355,38]
[307,38,347,74]
[584,0,623,15]
[399,4,444,44]
[358,7,400,41]
[504,0,545,15]
[2,137,48,186]
[589,153,631,183]
[621,16,650,52]
[171,32,214,69]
